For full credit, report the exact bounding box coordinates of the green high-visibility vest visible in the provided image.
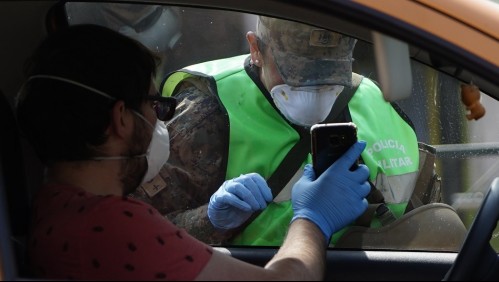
[164,54,419,246]
[164,54,298,181]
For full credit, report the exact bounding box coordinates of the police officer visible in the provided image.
[133,16,420,245]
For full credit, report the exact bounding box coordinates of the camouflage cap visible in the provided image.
[257,16,357,87]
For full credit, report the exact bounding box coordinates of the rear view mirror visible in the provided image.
[372,31,412,101]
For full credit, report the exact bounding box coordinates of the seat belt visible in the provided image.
[267,72,396,227]
[405,142,442,212]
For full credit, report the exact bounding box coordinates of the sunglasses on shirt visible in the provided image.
[145,94,177,121]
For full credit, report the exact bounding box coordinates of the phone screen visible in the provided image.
[311,122,358,176]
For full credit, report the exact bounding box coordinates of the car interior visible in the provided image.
[1,0,499,281]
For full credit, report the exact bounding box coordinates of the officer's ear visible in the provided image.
[246,31,263,67]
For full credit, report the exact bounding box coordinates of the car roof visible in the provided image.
[352,0,499,67]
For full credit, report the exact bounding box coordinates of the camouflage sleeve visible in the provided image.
[167,203,238,246]
[131,79,232,244]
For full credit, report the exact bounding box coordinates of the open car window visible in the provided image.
[61,1,499,253]
[64,2,255,85]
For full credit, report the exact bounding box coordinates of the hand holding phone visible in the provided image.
[311,122,358,176]
[292,142,371,239]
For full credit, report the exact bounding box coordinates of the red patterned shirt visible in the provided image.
[29,184,213,280]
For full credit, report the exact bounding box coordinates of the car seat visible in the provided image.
[0,90,39,277]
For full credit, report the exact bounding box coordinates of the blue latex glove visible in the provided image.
[208,173,273,230]
[291,140,371,241]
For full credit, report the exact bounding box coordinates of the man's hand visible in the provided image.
[208,173,272,230]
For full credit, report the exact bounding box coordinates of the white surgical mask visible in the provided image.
[270,84,344,127]
[133,114,170,184]
[24,75,170,184]
[93,110,170,184]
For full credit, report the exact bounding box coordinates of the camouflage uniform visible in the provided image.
[132,17,421,245]
[131,78,233,245]
[130,17,365,244]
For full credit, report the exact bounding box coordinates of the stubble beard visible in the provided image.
[120,115,151,196]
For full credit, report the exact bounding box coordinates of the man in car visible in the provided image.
[132,16,421,246]
[16,24,371,280]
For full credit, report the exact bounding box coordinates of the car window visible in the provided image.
[65,2,255,85]
[63,1,499,253]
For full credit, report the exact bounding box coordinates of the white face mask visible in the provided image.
[132,114,170,184]
[270,84,344,127]
[24,75,170,184]
[89,101,170,184]
[94,113,170,184]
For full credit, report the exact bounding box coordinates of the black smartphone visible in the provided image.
[311,122,358,176]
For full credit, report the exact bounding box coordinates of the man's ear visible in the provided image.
[110,100,132,139]
[247,31,263,67]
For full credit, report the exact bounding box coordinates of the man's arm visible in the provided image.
[195,219,326,281]
[168,203,238,245]
[196,142,371,280]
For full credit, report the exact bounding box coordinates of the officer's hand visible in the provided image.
[208,173,273,231]
[291,141,370,242]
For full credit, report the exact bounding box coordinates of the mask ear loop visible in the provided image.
[21,74,153,161]
[90,110,152,161]
[93,154,146,161]
[91,110,153,162]
[25,75,117,101]
[15,74,118,140]
[131,110,155,130]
